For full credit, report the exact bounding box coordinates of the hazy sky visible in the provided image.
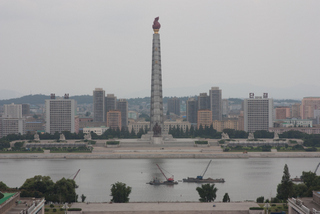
[1,1,319,100]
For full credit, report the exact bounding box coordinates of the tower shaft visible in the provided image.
[150,33,164,131]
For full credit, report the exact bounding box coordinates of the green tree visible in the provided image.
[256,196,264,203]
[110,182,132,203]
[20,175,55,198]
[0,181,9,191]
[196,183,217,202]
[276,164,293,200]
[81,194,86,202]
[53,177,77,203]
[222,193,230,202]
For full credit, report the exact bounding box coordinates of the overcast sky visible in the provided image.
[1,0,319,100]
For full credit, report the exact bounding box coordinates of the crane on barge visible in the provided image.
[197,160,212,180]
[147,164,178,185]
[315,162,320,174]
[183,160,225,183]
[156,164,175,182]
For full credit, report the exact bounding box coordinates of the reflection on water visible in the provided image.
[0,158,318,202]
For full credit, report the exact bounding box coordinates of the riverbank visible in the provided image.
[1,146,320,159]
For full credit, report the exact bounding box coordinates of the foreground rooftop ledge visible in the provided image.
[74,201,259,212]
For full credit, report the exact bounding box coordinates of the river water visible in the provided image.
[0,158,318,202]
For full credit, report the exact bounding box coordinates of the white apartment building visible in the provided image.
[0,118,25,138]
[3,103,23,118]
[244,93,273,132]
[45,94,76,134]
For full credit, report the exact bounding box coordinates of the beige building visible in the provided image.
[197,109,212,129]
[128,120,191,134]
[212,119,238,132]
[128,121,150,134]
[275,107,291,119]
[107,110,121,130]
[301,97,320,119]
[164,119,191,133]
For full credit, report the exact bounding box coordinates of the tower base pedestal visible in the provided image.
[153,137,163,144]
[140,131,174,144]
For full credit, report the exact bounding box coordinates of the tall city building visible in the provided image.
[167,97,180,116]
[222,99,229,117]
[22,104,30,116]
[243,93,273,132]
[0,118,25,138]
[117,99,128,128]
[197,109,212,129]
[301,97,320,119]
[93,88,105,122]
[198,93,210,110]
[107,110,121,130]
[150,17,164,132]
[209,87,222,121]
[275,107,291,119]
[291,103,301,118]
[45,94,76,134]
[105,94,117,122]
[186,98,197,124]
[4,103,22,118]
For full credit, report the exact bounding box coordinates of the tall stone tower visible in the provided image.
[150,17,164,133]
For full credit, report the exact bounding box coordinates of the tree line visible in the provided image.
[1,128,320,150]
[0,175,77,203]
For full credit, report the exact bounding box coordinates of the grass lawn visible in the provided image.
[258,203,288,213]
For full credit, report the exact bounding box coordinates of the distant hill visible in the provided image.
[0,94,93,105]
[0,94,300,106]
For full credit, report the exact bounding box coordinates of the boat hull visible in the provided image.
[182,177,225,183]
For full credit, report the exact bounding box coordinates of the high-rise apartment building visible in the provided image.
[93,88,105,122]
[0,118,25,138]
[275,107,291,119]
[105,94,117,121]
[45,94,76,134]
[244,93,273,132]
[209,87,222,121]
[167,97,180,116]
[222,99,229,117]
[197,109,212,129]
[291,103,301,118]
[4,103,22,118]
[22,104,30,116]
[198,93,210,110]
[186,98,197,124]
[107,110,121,130]
[301,97,320,119]
[117,99,128,128]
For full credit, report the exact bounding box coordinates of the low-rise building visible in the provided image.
[83,126,109,135]
[288,191,320,214]
[274,119,313,128]
[269,127,320,135]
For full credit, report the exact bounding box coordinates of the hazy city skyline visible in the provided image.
[1,1,319,100]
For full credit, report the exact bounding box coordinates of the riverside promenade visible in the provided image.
[1,144,320,159]
[73,201,259,214]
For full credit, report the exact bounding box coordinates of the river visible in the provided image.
[0,158,318,202]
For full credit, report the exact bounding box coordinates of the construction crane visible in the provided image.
[156,164,174,182]
[315,163,320,174]
[73,169,80,180]
[197,160,212,180]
